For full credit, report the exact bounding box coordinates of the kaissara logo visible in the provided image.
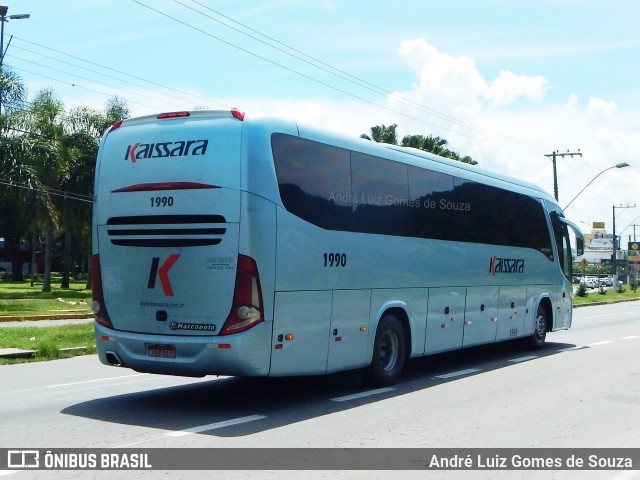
[147,254,180,296]
[489,256,525,276]
[124,139,208,163]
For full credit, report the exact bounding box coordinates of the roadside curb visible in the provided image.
[573,298,640,308]
[0,313,93,323]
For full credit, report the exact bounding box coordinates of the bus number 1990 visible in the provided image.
[151,196,174,207]
[323,253,347,267]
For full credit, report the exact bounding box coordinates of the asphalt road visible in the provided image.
[1,302,639,480]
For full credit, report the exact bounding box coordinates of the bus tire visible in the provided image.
[365,314,406,387]
[527,304,547,350]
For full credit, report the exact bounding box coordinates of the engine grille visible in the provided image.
[106,215,226,247]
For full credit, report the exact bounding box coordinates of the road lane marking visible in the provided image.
[611,470,640,480]
[589,341,612,346]
[622,336,639,340]
[583,314,615,319]
[434,368,480,379]
[508,355,538,363]
[165,415,266,437]
[44,373,146,388]
[330,387,395,402]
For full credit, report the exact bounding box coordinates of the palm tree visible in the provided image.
[361,125,478,165]
[0,138,54,280]
[58,105,104,288]
[361,124,399,145]
[0,67,53,281]
[10,88,66,291]
[402,134,478,165]
[58,98,130,289]
[1,70,131,287]
[0,67,26,117]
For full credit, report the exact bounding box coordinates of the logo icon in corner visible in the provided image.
[7,450,39,469]
[148,254,180,296]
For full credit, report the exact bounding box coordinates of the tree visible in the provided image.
[362,124,478,165]
[15,89,66,291]
[58,97,130,289]
[0,140,54,280]
[0,68,55,281]
[58,110,97,288]
[401,134,478,165]
[1,67,131,287]
[0,67,26,117]
[360,124,398,145]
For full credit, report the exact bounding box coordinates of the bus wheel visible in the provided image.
[365,314,406,387]
[527,304,547,350]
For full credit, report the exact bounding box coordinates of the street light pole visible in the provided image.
[563,162,630,210]
[0,5,30,66]
[0,4,30,115]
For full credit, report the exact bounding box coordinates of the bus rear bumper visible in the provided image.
[94,321,272,377]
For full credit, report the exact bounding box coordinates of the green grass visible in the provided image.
[0,298,91,316]
[0,322,96,365]
[0,279,92,317]
[573,287,640,306]
[0,280,94,364]
[0,278,91,299]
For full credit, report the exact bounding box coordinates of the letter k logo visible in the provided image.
[126,142,141,163]
[147,254,180,296]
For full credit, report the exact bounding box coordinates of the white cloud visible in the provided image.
[394,38,550,114]
[587,97,618,119]
[486,70,549,107]
[396,38,485,114]
[383,38,640,229]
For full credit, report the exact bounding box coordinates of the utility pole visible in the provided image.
[544,149,582,201]
[631,224,640,242]
[612,204,636,288]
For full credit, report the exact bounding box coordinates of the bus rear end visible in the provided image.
[92,110,271,377]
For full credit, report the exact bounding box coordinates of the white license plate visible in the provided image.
[147,344,176,358]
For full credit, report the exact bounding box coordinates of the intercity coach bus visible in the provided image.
[92,109,583,386]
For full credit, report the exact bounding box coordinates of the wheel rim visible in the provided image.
[534,313,546,340]
[379,329,399,373]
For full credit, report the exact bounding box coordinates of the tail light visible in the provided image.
[107,119,123,133]
[231,109,245,121]
[92,255,114,329]
[220,255,263,335]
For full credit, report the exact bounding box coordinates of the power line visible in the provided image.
[130,0,548,154]
[176,0,550,152]
[0,179,92,203]
[8,38,231,110]
[5,53,189,111]
[7,4,552,155]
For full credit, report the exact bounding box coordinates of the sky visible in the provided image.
[4,0,640,243]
